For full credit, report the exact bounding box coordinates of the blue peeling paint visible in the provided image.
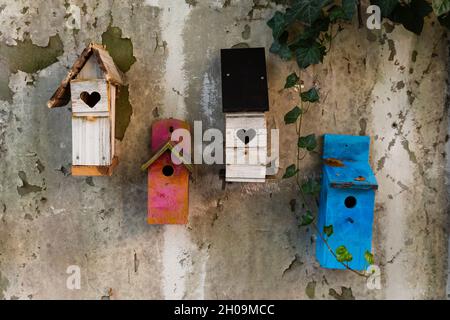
[316,134,378,270]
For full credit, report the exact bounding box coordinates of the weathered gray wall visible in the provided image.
[0,0,448,299]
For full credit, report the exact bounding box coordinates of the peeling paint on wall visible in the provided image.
[17,171,42,197]
[102,26,137,73]
[0,271,9,299]
[0,35,63,74]
[115,85,133,141]
[0,0,448,300]
[200,72,219,125]
[157,0,198,299]
[0,35,63,101]
[158,0,190,119]
[102,25,136,140]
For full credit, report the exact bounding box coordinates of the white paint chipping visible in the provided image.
[369,34,418,299]
[195,251,208,300]
[145,1,209,300]
[144,0,160,7]
[157,0,190,119]
[161,226,191,299]
[200,72,218,125]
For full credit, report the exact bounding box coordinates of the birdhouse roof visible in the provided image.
[47,43,124,109]
[141,141,193,172]
[322,134,378,190]
[221,47,269,113]
[323,159,378,190]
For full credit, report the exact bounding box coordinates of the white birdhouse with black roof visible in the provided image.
[47,43,124,176]
[221,47,269,183]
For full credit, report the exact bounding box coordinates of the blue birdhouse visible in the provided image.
[316,134,378,270]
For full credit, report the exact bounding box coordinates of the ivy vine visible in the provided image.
[280,71,371,276]
[268,0,450,70]
[266,0,450,275]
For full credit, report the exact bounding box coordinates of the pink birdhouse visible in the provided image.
[141,119,192,224]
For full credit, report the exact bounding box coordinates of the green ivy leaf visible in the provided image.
[270,39,293,60]
[371,0,399,17]
[329,0,356,21]
[314,15,331,32]
[269,31,292,60]
[267,11,287,39]
[438,13,450,29]
[342,0,357,19]
[364,250,374,265]
[323,225,333,237]
[284,106,303,124]
[329,6,347,21]
[336,245,353,263]
[292,16,330,48]
[298,134,318,151]
[285,0,332,25]
[301,178,321,195]
[283,164,299,178]
[284,72,300,89]
[300,87,320,103]
[295,41,326,69]
[300,211,315,226]
[432,0,450,16]
[389,0,432,35]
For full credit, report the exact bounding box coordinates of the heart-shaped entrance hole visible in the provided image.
[80,91,101,108]
[236,128,256,145]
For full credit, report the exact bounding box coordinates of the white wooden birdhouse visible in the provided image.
[47,43,124,176]
[221,48,269,183]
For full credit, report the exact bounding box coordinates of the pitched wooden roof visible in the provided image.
[47,43,124,108]
[141,141,193,172]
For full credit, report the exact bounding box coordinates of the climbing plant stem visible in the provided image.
[293,71,367,278]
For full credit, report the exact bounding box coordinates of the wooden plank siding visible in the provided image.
[110,85,116,160]
[71,79,114,167]
[75,55,104,80]
[71,80,109,114]
[225,113,267,183]
[72,116,111,166]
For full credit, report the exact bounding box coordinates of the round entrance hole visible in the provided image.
[162,165,174,177]
[344,196,357,208]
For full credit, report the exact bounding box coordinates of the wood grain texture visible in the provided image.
[71,80,109,114]
[47,43,123,109]
[148,154,189,224]
[225,147,267,165]
[72,116,111,166]
[93,47,124,85]
[76,55,104,80]
[47,45,94,108]
[225,129,267,148]
[141,141,193,172]
[147,119,191,225]
[225,113,267,147]
[225,113,266,129]
[225,113,267,182]
[225,164,266,182]
[110,84,116,159]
